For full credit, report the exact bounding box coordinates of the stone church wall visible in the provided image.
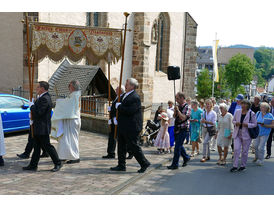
[0,12,23,94]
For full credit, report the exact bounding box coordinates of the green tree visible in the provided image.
[214,65,230,99]
[236,85,246,96]
[254,48,274,80]
[254,67,267,88]
[225,53,255,98]
[197,69,212,99]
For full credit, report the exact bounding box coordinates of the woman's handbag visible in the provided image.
[247,111,260,139]
[207,126,216,137]
[204,111,216,137]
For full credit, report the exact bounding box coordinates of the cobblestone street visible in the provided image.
[2,130,274,195]
[0,130,172,195]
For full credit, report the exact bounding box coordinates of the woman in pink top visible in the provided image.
[230,99,257,172]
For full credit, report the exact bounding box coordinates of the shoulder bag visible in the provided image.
[205,111,216,137]
[248,111,260,139]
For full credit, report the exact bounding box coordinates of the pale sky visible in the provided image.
[190,8,274,47]
[5,0,274,48]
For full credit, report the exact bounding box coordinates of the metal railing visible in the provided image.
[12,88,111,117]
[81,96,111,117]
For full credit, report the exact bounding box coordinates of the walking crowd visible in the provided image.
[152,93,274,172]
[0,77,274,175]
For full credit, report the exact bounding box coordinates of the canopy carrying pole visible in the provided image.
[107,53,112,131]
[114,12,130,140]
[107,53,112,108]
[25,13,34,138]
[31,56,35,96]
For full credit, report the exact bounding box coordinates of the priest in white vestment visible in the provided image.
[51,80,81,164]
[0,114,6,166]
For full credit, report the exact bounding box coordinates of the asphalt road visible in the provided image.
[121,145,274,195]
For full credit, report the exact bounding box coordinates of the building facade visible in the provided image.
[0,12,198,120]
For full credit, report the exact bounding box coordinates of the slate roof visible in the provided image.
[196,47,255,65]
[48,59,116,103]
[218,48,255,64]
[196,48,213,64]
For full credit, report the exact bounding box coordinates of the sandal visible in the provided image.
[200,157,207,162]
[220,160,226,165]
[216,159,222,165]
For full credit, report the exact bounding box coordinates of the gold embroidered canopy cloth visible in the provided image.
[31,22,122,64]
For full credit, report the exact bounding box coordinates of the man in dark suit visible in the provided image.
[228,94,244,115]
[16,127,49,159]
[110,78,150,173]
[102,85,125,159]
[23,81,62,172]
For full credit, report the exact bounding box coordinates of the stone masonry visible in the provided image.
[132,13,154,121]
[182,13,198,99]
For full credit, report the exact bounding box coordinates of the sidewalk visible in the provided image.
[0,130,175,195]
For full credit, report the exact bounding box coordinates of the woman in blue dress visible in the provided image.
[189,100,203,156]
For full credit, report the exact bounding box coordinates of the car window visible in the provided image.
[0,96,24,109]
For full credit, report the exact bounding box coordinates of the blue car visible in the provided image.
[0,94,30,133]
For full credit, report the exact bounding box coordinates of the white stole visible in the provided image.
[50,91,81,141]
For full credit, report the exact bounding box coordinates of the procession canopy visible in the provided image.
[30,22,122,64]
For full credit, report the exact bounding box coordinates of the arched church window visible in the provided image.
[155,13,170,73]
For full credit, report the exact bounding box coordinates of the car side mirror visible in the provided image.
[22,104,29,109]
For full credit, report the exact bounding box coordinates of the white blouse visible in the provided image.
[202,110,217,127]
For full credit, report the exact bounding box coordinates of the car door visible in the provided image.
[0,96,30,133]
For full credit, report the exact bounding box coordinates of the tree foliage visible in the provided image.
[225,53,255,97]
[254,67,267,88]
[197,69,212,99]
[254,48,274,80]
[253,48,274,89]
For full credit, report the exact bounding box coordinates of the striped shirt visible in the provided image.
[174,102,191,133]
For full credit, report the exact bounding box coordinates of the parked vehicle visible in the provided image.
[0,94,30,133]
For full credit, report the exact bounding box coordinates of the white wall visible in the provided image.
[106,12,134,88]
[152,12,186,105]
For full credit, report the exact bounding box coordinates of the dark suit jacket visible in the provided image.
[110,94,124,119]
[228,102,237,115]
[30,92,52,136]
[117,90,142,134]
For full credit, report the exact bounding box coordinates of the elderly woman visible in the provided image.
[253,102,274,166]
[230,99,257,172]
[0,114,5,166]
[51,80,81,164]
[200,99,217,162]
[216,103,234,165]
[189,100,203,156]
